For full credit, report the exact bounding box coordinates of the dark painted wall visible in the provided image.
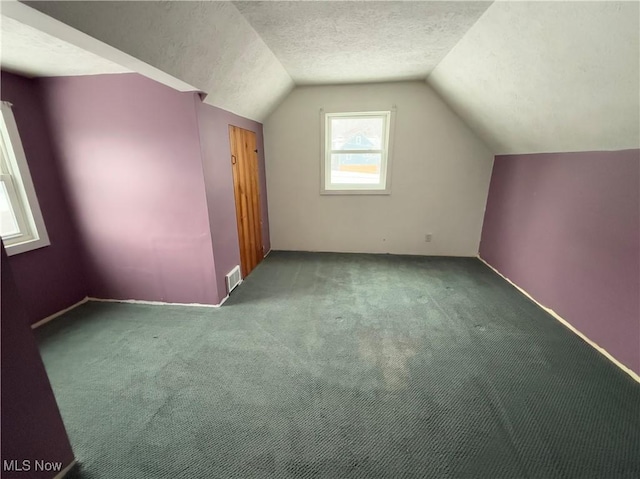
[195,100,270,301]
[1,71,87,324]
[39,74,219,305]
[480,150,640,374]
[1,242,75,477]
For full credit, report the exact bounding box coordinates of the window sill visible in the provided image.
[320,189,391,196]
[5,237,51,256]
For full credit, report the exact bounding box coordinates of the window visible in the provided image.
[321,109,395,195]
[0,101,49,255]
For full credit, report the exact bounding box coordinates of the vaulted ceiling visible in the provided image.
[22,1,490,120]
[0,15,130,78]
[3,1,639,155]
[22,0,295,121]
[233,1,490,85]
[427,1,640,154]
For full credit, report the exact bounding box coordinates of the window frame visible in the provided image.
[0,101,50,256]
[320,108,396,195]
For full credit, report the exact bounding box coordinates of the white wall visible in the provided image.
[264,82,493,256]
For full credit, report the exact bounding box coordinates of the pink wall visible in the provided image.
[2,71,271,311]
[195,100,270,301]
[1,242,75,478]
[480,150,640,374]
[39,74,219,305]
[1,71,87,324]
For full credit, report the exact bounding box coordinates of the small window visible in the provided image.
[321,110,394,195]
[0,102,49,255]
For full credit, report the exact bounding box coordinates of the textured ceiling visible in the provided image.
[11,1,639,155]
[0,15,130,78]
[26,1,294,121]
[427,1,640,154]
[234,1,491,85]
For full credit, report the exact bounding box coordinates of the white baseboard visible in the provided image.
[88,296,227,308]
[478,255,640,384]
[217,294,230,306]
[30,293,229,330]
[31,298,89,329]
[53,459,77,479]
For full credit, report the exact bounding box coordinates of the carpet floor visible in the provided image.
[37,252,640,478]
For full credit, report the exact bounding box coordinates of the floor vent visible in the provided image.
[226,266,242,294]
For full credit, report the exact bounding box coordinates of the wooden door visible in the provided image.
[229,126,263,278]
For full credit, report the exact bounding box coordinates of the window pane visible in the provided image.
[330,153,382,185]
[331,117,383,151]
[0,181,20,237]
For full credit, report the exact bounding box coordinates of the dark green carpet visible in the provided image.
[37,252,640,478]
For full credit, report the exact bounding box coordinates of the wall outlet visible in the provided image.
[425,233,433,242]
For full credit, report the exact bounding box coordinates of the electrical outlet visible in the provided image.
[425,233,432,243]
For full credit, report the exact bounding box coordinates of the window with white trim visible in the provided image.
[321,110,394,195]
[0,102,49,255]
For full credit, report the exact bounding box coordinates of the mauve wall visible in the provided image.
[1,71,87,324]
[480,150,640,374]
[1,242,75,478]
[39,74,219,305]
[195,100,270,301]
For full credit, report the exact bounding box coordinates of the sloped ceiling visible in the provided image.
[1,16,130,78]
[427,1,640,154]
[14,0,640,154]
[26,1,294,121]
[24,1,490,121]
[234,1,491,85]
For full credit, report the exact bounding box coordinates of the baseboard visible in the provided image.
[31,294,228,330]
[477,256,640,384]
[31,298,89,330]
[53,459,77,479]
[270,249,476,258]
[88,297,226,308]
[217,294,230,306]
[264,248,272,258]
